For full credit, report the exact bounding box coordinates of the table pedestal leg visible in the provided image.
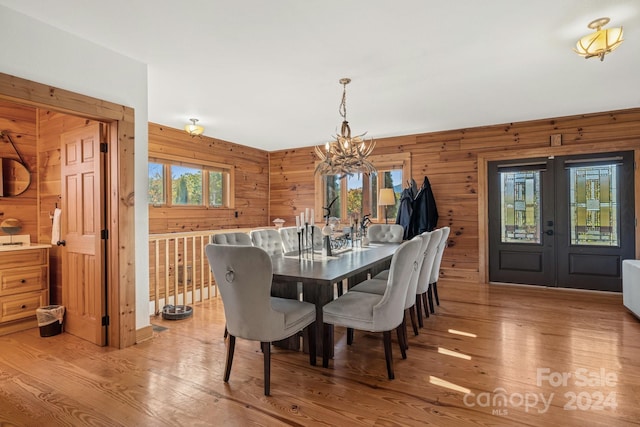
[303,280,334,357]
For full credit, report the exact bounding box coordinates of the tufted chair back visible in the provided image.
[429,227,450,284]
[405,234,431,310]
[416,229,443,295]
[250,229,284,255]
[367,224,404,243]
[212,232,251,245]
[279,226,322,252]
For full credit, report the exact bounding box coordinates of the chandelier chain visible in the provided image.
[339,82,348,121]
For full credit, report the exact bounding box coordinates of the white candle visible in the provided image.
[300,213,305,229]
[296,215,300,228]
[305,208,309,223]
[310,209,315,226]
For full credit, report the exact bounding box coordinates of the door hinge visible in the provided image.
[102,315,110,326]
[101,229,109,240]
[100,142,108,153]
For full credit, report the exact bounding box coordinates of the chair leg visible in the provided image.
[347,327,354,345]
[307,323,317,366]
[322,323,331,368]
[402,311,409,350]
[399,314,409,353]
[427,286,435,314]
[416,294,424,328]
[422,293,430,319]
[383,330,395,380]
[409,306,419,336]
[396,324,407,359]
[335,281,343,297]
[224,335,235,382]
[433,281,440,306]
[261,342,271,396]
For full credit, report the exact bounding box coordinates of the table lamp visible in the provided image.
[378,188,396,224]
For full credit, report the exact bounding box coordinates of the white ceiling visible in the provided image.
[1,0,639,151]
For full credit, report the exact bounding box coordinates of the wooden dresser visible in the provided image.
[0,245,50,336]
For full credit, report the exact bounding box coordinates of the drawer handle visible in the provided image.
[21,279,26,283]
[21,304,27,309]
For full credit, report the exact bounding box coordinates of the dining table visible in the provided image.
[270,242,401,355]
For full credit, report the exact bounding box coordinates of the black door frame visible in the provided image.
[488,151,635,290]
[478,143,640,286]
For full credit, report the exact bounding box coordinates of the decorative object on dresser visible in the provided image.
[1,218,23,246]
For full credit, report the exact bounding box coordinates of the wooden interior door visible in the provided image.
[60,123,107,346]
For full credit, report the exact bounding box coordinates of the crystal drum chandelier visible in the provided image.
[314,78,376,177]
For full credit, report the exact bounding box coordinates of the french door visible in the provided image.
[488,151,635,291]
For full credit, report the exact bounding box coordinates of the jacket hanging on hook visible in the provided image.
[407,176,438,239]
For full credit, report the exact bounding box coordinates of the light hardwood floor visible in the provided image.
[1,280,639,426]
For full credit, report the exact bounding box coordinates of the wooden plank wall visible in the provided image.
[0,100,37,239]
[269,108,640,283]
[148,123,270,233]
[38,110,98,304]
[1,72,137,348]
[148,124,271,303]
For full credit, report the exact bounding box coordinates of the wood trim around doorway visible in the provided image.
[478,140,640,284]
[0,72,136,348]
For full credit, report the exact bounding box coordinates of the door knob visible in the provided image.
[545,230,554,236]
[56,240,66,246]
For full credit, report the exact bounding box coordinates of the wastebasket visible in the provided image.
[36,305,65,337]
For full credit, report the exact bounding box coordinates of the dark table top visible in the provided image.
[271,242,400,285]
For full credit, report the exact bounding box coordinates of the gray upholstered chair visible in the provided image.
[279,226,322,253]
[429,226,450,308]
[211,232,252,338]
[365,224,405,278]
[205,244,316,396]
[415,228,442,324]
[211,232,251,245]
[367,224,404,243]
[250,229,284,255]
[321,238,422,379]
[350,233,431,342]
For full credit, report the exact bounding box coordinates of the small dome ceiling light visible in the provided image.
[574,17,623,62]
[184,118,204,137]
